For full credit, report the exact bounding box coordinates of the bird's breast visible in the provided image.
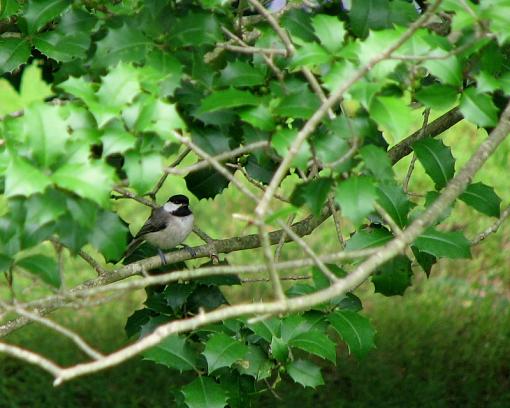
[144,214,194,249]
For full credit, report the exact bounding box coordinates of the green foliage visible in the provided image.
[1,1,508,406]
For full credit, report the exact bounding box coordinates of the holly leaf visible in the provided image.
[359,145,394,181]
[373,255,413,296]
[274,91,320,119]
[411,246,436,277]
[182,377,228,408]
[350,0,390,38]
[202,333,248,374]
[290,42,331,69]
[16,254,60,288]
[459,182,501,217]
[23,103,71,167]
[97,63,141,112]
[200,89,260,113]
[289,332,336,364]
[415,85,458,110]
[290,178,332,216]
[237,345,273,380]
[414,227,471,259]
[185,166,231,200]
[0,38,31,73]
[286,359,324,389]
[219,60,265,87]
[93,23,151,68]
[246,317,280,342]
[5,156,52,198]
[239,105,275,131]
[328,310,376,359]
[21,0,69,34]
[424,55,462,86]
[143,335,199,372]
[369,96,414,144]
[413,138,455,190]
[335,176,377,225]
[312,14,346,53]
[345,228,393,251]
[376,183,411,228]
[89,211,128,262]
[459,88,499,127]
[123,151,162,195]
[52,161,115,207]
[19,63,53,106]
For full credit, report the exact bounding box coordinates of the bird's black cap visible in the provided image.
[168,194,189,205]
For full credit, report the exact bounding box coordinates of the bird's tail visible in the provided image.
[123,238,143,262]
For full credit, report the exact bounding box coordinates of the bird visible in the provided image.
[124,194,194,264]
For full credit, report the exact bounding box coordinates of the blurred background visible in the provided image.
[1,116,510,407]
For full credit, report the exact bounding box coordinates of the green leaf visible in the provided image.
[93,23,151,68]
[411,246,436,277]
[200,89,260,113]
[237,345,272,381]
[290,178,332,216]
[373,255,413,296]
[0,80,22,115]
[23,103,70,167]
[413,138,455,190]
[134,98,185,139]
[185,167,231,200]
[0,0,20,19]
[281,9,317,42]
[328,310,376,359]
[345,228,393,251]
[143,335,199,372]
[350,0,390,38]
[5,156,52,198]
[170,13,222,46]
[16,254,60,288]
[459,88,499,127]
[286,359,324,389]
[335,176,377,225]
[25,190,67,226]
[369,96,414,144]
[312,14,346,53]
[123,151,162,195]
[424,55,462,86]
[415,85,458,110]
[459,182,501,218]
[359,145,394,181]
[359,29,400,79]
[141,50,183,97]
[475,71,501,93]
[269,336,288,362]
[246,317,280,342]
[376,183,411,228]
[272,128,311,170]
[52,162,115,207]
[202,333,248,374]
[97,63,141,112]
[219,61,265,87]
[101,125,136,156]
[239,105,275,131]
[323,60,357,93]
[19,63,53,106]
[21,0,69,34]
[274,91,320,119]
[289,332,336,364]
[0,38,31,73]
[290,42,331,69]
[89,211,128,262]
[182,377,227,408]
[414,227,471,259]
[163,283,195,312]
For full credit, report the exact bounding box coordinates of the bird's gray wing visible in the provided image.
[134,207,167,238]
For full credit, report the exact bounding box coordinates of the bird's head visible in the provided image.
[163,194,192,215]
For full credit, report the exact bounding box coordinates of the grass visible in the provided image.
[1,119,510,406]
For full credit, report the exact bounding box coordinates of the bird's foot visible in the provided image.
[180,244,197,258]
[157,249,167,265]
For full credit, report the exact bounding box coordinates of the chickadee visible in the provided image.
[124,194,194,264]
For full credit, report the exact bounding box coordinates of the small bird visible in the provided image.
[124,194,194,264]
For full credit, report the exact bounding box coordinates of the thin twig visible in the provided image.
[328,195,344,248]
[148,147,191,199]
[471,205,510,245]
[112,187,157,209]
[0,301,103,360]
